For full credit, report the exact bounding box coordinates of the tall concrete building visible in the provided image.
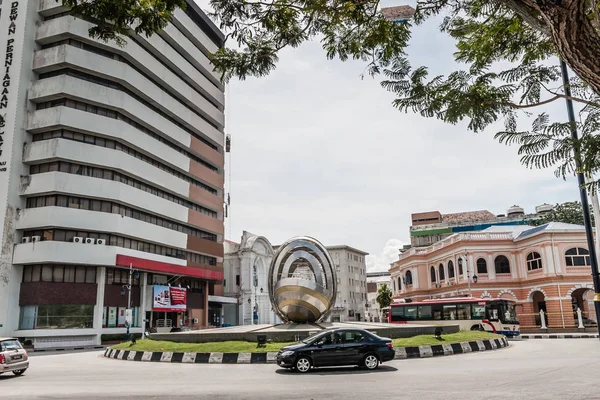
[410,204,553,247]
[327,246,369,322]
[0,0,226,348]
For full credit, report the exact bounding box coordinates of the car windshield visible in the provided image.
[1,340,22,351]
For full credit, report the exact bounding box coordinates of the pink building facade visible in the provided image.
[389,223,597,330]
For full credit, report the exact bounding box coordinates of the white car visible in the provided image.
[0,338,29,376]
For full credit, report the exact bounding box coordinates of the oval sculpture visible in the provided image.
[268,237,337,323]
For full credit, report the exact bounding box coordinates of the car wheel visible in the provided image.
[363,354,379,370]
[12,369,26,376]
[295,357,312,373]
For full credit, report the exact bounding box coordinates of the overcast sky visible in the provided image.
[201,1,580,271]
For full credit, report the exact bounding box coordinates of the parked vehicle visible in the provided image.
[276,328,395,373]
[0,338,29,376]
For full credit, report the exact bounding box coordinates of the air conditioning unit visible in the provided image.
[31,236,41,242]
[192,318,198,324]
[85,238,95,244]
[22,237,31,243]
[73,237,84,244]
[96,239,106,245]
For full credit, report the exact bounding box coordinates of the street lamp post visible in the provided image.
[560,60,600,336]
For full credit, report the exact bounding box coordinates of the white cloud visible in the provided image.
[366,239,407,272]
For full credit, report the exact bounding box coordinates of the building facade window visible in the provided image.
[22,265,96,283]
[526,252,543,271]
[476,258,488,274]
[26,194,217,241]
[19,305,94,330]
[438,263,445,281]
[565,247,591,267]
[430,266,436,283]
[30,120,218,193]
[29,161,218,216]
[448,261,455,279]
[494,255,511,274]
[22,229,217,266]
[405,271,412,286]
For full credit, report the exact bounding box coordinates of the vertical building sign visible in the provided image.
[0,2,20,173]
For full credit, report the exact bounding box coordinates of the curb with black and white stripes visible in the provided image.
[520,334,599,339]
[103,337,509,364]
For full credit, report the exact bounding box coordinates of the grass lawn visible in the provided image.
[111,331,501,353]
[391,330,502,348]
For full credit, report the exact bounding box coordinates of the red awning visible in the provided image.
[116,255,223,281]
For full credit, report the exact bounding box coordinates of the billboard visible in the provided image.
[153,285,187,312]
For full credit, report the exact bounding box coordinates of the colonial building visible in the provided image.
[0,1,227,348]
[410,204,553,247]
[390,223,597,329]
[224,232,280,326]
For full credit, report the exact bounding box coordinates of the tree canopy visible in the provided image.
[68,0,600,184]
[532,201,595,227]
[376,283,393,310]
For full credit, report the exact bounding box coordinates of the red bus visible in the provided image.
[387,297,520,337]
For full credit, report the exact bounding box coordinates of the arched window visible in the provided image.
[405,271,413,285]
[527,252,543,271]
[458,260,463,275]
[565,247,591,267]
[438,263,445,280]
[398,277,402,291]
[430,266,436,283]
[476,258,488,274]
[495,255,511,274]
[448,261,455,278]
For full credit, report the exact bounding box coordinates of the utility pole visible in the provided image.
[560,60,600,337]
[125,263,133,341]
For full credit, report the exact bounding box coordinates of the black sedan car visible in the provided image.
[276,328,395,373]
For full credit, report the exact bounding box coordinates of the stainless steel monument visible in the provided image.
[268,237,337,323]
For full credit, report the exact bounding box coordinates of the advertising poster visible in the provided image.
[153,285,187,312]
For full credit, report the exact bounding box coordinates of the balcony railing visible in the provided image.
[397,232,514,262]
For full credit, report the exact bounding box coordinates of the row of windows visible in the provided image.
[36,97,219,195]
[41,37,222,130]
[29,161,217,217]
[38,66,221,151]
[106,267,141,286]
[398,248,592,291]
[22,264,97,283]
[32,128,219,197]
[23,229,217,266]
[391,303,487,322]
[25,195,217,241]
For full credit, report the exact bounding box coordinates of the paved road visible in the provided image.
[1,340,598,400]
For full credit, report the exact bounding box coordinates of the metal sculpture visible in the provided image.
[268,237,337,323]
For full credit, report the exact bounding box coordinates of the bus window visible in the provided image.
[391,306,405,322]
[405,306,418,320]
[443,305,457,320]
[432,304,443,320]
[419,305,432,319]
[457,303,471,320]
[487,305,500,321]
[472,304,485,320]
